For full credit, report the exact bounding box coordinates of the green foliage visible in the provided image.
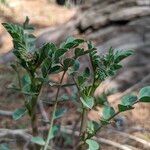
[120,95,137,106]
[0,0,7,4]
[31,137,46,146]
[48,125,60,140]
[12,107,27,120]
[2,17,150,150]
[139,86,150,102]
[118,104,134,112]
[102,106,115,120]
[87,121,100,135]
[54,108,67,119]
[0,144,10,150]
[86,139,100,150]
[80,96,94,109]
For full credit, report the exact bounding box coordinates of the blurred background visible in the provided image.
[0,0,150,149]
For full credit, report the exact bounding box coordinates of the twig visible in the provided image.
[44,71,66,150]
[93,137,135,150]
[60,127,137,150]
[0,129,32,142]
[38,100,49,123]
[0,110,13,117]
[0,127,142,150]
[111,129,150,148]
[111,73,150,102]
[0,129,34,150]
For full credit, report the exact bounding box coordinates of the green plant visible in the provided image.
[2,17,150,150]
[0,0,7,5]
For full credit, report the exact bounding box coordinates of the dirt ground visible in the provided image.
[0,0,76,54]
[0,0,150,149]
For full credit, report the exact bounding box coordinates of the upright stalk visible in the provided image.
[30,72,43,137]
[31,95,39,136]
[80,108,88,135]
[43,71,66,150]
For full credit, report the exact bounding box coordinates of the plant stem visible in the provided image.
[80,108,88,135]
[86,111,120,141]
[72,77,88,150]
[82,100,140,143]
[31,95,41,150]
[31,102,38,136]
[43,71,66,150]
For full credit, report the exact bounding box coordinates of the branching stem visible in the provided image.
[43,71,66,150]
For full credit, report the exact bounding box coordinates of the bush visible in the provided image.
[2,17,150,150]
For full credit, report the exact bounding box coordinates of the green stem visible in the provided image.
[43,71,66,150]
[80,108,88,135]
[72,77,88,150]
[86,100,140,141]
[31,95,39,136]
[85,111,120,141]
[16,65,22,89]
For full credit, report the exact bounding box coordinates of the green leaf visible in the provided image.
[87,121,100,134]
[64,37,77,49]
[0,144,10,150]
[66,36,75,43]
[68,60,80,75]
[22,84,31,93]
[88,41,95,50]
[83,67,90,77]
[73,60,80,71]
[64,42,77,49]
[22,74,31,85]
[63,58,75,70]
[2,23,28,60]
[121,95,137,106]
[77,76,84,86]
[49,65,63,74]
[74,39,84,44]
[13,107,27,120]
[139,86,150,102]
[41,57,52,77]
[62,132,73,146]
[95,94,109,106]
[75,48,84,58]
[102,106,115,120]
[49,125,59,140]
[118,104,134,112]
[54,108,67,119]
[114,50,134,63]
[62,37,84,49]
[54,48,68,58]
[2,19,36,55]
[38,43,55,64]
[31,137,45,146]
[80,96,94,109]
[86,139,99,150]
